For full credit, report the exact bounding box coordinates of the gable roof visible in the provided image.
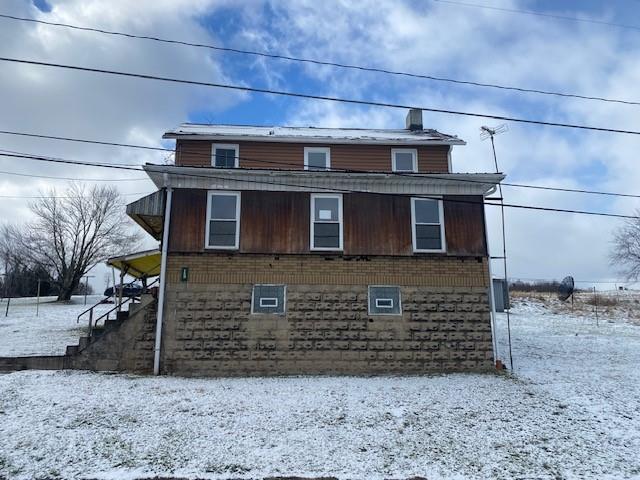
[163,123,465,146]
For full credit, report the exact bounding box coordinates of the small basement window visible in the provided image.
[411,197,445,252]
[369,286,402,315]
[205,191,240,249]
[212,143,239,168]
[392,148,417,173]
[310,193,343,251]
[304,147,330,170]
[252,285,286,314]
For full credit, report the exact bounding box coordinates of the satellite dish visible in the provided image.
[558,276,575,301]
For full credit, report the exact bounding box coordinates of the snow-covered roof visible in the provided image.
[163,124,465,146]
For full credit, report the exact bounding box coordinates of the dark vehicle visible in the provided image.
[103,283,143,298]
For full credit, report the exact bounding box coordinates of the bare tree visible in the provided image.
[4,183,140,301]
[610,210,640,280]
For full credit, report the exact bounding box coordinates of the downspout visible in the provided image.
[483,185,499,367]
[154,176,173,376]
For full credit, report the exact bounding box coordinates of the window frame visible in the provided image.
[211,143,240,168]
[304,147,331,171]
[251,284,287,315]
[310,193,343,251]
[410,196,446,253]
[204,191,241,250]
[368,285,402,316]
[391,148,418,173]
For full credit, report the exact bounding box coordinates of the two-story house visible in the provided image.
[124,109,504,376]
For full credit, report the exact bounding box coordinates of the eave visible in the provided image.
[142,165,504,196]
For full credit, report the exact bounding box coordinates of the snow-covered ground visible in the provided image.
[0,296,639,479]
[0,295,123,356]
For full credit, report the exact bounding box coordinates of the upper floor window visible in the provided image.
[212,144,239,168]
[392,148,418,173]
[411,197,445,252]
[304,147,331,171]
[205,191,240,249]
[310,193,343,251]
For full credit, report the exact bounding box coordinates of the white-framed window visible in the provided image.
[212,143,239,168]
[411,197,446,252]
[252,285,286,314]
[368,286,402,315]
[205,191,240,249]
[392,148,417,173]
[304,147,331,171]
[310,193,343,251]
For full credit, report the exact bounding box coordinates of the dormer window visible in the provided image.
[304,147,330,171]
[392,148,417,173]
[212,144,239,168]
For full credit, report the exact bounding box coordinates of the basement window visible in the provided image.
[252,285,286,314]
[304,147,331,170]
[411,197,445,252]
[205,191,240,249]
[368,286,402,315]
[310,193,343,251]
[392,149,417,173]
[212,143,239,168]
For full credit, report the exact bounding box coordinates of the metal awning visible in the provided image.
[107,249,161,278]
[126,190,165,240]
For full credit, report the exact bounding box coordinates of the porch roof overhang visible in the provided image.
[125,190,165,239]
[142,165,505,196]
[107,249,161,278]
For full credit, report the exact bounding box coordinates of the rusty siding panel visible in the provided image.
[168,189,207,253]
[240,191,310,254]
[443,195,486,256]
[175,140,450,172]
[344,194,413,256]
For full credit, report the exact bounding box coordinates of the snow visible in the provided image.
[0,295,125,356]
[163,123,465,144]
[1,296,640,479]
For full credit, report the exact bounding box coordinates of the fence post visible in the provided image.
[36,279,41,317]
[593,287,598,326]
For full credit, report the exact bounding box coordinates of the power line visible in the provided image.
[2,56,640,137]
[433,0,640,32]
[0,151,636,220]
[0,12,637,106]
[0,168,148,182]
[2,128,640,200]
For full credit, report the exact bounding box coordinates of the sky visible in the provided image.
[1,0,640,291]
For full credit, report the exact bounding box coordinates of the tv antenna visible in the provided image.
[481,124,513,371]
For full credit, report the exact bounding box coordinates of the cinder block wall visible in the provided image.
[160,254,494,376]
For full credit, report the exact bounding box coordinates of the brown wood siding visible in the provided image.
[344,194,412,255]
[168,189,207,253]
[240,191,310,254]
[167,189,486,257]
[443,196,487,256]
[175,140,450,173]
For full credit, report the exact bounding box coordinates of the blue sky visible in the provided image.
[2,0,640,288]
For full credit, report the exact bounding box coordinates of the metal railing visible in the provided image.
[77,278,158,338]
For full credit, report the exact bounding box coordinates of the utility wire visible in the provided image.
[0,151,637,220]
[2,128,640,200]
[0,12,637,106]
[2,56,640,136]
[0,168,149,181]
[433,0,640,32]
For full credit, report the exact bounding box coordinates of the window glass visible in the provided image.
[369,286,402,315]
[311,194,342,250]
[307,152,328,170]
[214,148,237,168]
[314,197,339,222]
[252,285,286,314]
[414,199,440,224]
[207,192,239,249]
[394,152,415,171]
[415,224,442,250]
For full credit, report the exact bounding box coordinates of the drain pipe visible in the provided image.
[154,179,173,376]
[483,186,500,367]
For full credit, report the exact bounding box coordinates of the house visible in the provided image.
[121,108,505,376]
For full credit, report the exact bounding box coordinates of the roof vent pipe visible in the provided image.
[406,109,423,131]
